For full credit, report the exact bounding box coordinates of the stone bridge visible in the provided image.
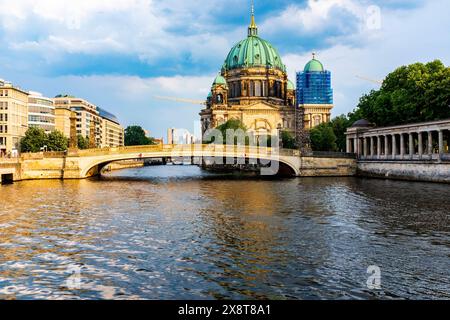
[5,144,356,181]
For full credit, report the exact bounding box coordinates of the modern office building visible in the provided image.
[296,54,334,129]
[54,106,73,138]
[98,108,124,147]
[53,95,124,148]
[53,95,103,147]
[28,91,55,133]
[0,79,29,156]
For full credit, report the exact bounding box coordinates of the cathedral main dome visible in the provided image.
[223,37,286,72]
[222,7,286,73]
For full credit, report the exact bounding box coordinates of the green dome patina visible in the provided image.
[287,80,295,90]
[223,8,286,72]
[304,55,324,72]
[213,75,227,86]
[224,36,286,72]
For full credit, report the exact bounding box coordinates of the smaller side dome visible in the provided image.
[207,92,212,99]
[287,80,295,91]
[304,53,324,72]
[351,119,373,128]
[213,75,227,86]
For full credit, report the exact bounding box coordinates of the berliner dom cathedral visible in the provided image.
[200,6,297,140]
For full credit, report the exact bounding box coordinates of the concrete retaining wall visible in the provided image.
[357,161,450,183]
[0,161,21,182]
[299,157,357,177]
[20,157,66,180]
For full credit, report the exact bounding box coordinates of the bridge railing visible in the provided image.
[20,151,66,160]
[68,144,298,157]
[19,145,357,160]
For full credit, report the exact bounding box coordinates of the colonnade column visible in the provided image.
[427,131,433,157]
[346,137,351,153]
[363,137,368,158]
[370,137,375,158]
[377,136,381,159]
[409,133,414,159]
[358,138,363,158]
[400,134,405,159]
[418,132,423,158]
[439,130,444,157]
[384,135,389,158]
[392,134,397,158]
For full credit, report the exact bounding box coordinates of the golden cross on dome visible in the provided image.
[248,0,258,36]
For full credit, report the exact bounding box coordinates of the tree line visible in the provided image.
[20,125,156,153]
[310,60,450,152]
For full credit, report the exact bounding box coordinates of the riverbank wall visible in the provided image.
[357,161,450,183]
[103,160,145,172]
[0,160,21,183]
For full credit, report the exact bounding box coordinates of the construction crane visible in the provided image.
[355,75,383,85]
[154,96,207,106]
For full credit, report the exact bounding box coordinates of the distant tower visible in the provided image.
[296,53,333,129]
[167,128,174,145]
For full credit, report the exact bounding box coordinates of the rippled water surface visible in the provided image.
[0,165,449,300]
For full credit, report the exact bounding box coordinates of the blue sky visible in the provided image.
[0,0,449,138]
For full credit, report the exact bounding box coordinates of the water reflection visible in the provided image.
[0,166,449,300]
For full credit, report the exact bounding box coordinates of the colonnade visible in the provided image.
[346,121,450,161]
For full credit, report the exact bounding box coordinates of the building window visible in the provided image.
[255,81,262,97]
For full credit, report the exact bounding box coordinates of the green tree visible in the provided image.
[329,115,352,152]
[310,123,338,152]
[124,126,155,146]
[46,130,68,151]
[20,127,48,153]
[77,135,90,150]
[205,119,251,145]
[351,60,450,126]
[281,131,296,149]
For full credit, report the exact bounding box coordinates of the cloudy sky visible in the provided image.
[0,0,449,138]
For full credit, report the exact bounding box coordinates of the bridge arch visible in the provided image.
[78,149,299,178]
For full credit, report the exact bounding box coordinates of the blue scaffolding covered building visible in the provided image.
[296,54,334,129]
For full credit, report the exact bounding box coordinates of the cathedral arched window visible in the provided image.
[255,81,262,97]
[249,81,254,97]
[216,94,223,104]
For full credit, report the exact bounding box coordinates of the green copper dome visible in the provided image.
[213,75,227,86]
[223,9,286,72]
[304,56,324,72]
[287,80,295,90]
[224,36,286,72]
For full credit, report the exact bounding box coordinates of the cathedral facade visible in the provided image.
[200,10,296,141]
[200,8,334,143]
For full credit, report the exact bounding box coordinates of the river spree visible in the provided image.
[0,166,449,300]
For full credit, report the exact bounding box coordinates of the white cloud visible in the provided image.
[283,0,450,117]
[1,0,448,137]
[0,0,237,67]
[262,0,366,35]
